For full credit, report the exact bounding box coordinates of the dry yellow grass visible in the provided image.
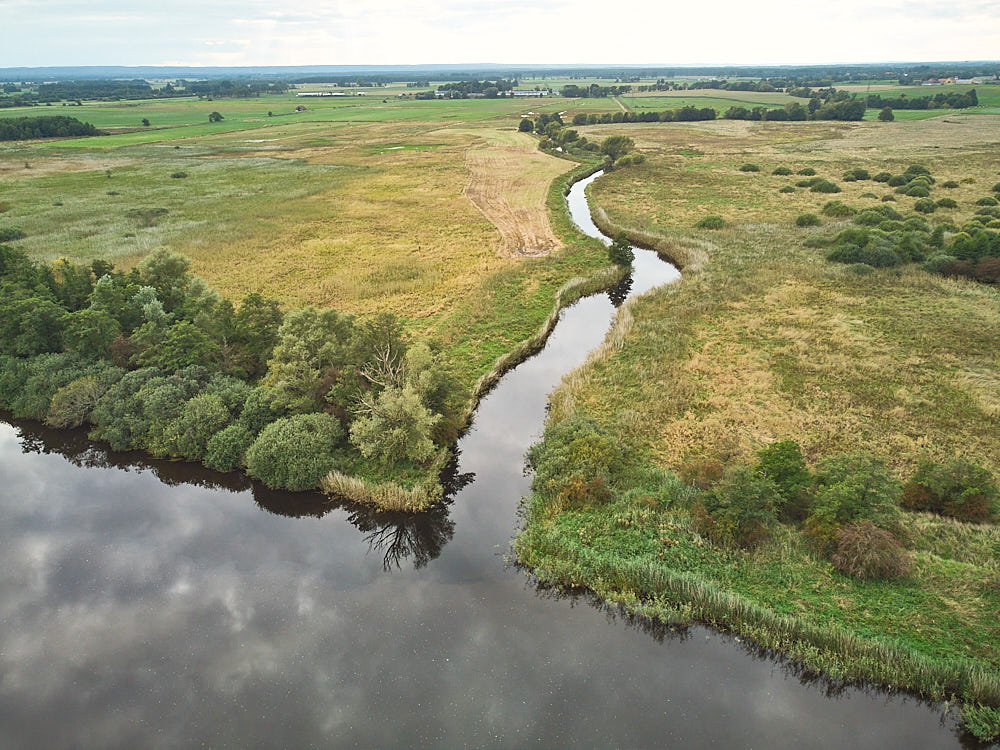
[461,129,568,257]
[549,116,1000,479]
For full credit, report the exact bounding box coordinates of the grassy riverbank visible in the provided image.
[516,116,1000,740]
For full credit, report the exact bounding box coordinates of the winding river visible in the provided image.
[0,172,974,748]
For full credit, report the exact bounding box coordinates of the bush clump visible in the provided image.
[245,413,343,491]
[170,171,188,179]
[795,213,821,227]
[772,166,792,176]
[831,521,912,580]
[940,180,959,188]
[842,168,871,181]
[905,184,931,198]
[778,186,796,193]
[0,228,26,242]
[822,200,857,218]
[693,466,780,549]
[976,196,999,207]
[902,458,998,523]
[913,198,937,214]
[936,197,958,209]
[796,167,816,176]
[755,439,811,521]
[887,175,908,187]
[810,179,841,194]
[873,172,893,183]
[204,423,254,473]
[527,414,628,509]
[739,163,760,172]
[805,452,902,551]
[695,215,726,230]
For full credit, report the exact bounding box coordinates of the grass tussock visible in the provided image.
[321,470,442,513]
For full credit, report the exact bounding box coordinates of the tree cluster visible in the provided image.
[0,246,464,491]
[0,116,103,141]
[560,84,631,98]
[867,88,978,110]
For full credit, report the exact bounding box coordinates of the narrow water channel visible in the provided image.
[0,172,974,748]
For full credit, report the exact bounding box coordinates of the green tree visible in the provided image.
[204,423,254,472]
[64,308,121,358]
[878,107,894,122]
[233,292,282,377]
[349,384,440,467]
[607,233,634,266]
[518,118,534,132]
[600,135,635,163]
[141,118,150,127]
[46,374,111,428]
[246,413,343,490]
[132,320,220,371]
[169,393,231,460]
[208,111,224,123]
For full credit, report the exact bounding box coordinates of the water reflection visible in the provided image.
[606,271,633,308]
[6,414,456,571]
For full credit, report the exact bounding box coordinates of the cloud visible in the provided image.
[1,0,999,68]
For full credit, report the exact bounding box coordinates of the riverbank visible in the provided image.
[516,119,1000,742]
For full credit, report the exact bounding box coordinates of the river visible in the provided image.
[0,171,973,748]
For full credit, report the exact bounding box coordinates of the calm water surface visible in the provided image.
[0,173,979,748]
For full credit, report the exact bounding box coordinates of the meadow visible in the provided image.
[0,91,612,390]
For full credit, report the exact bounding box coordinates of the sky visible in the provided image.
[2,0,999,68]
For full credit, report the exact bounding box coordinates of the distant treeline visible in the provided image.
[569,98,866,124]
[435,79,518,97]
[560,84,632,98]
[867,89,978,110]
[0,116,103,141]
[0,79,291,105]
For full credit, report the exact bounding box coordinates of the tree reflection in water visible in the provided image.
[606,272,633,308]
[6,414,461,572]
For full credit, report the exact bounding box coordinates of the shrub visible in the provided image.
[873,172,893,183]
[805,452,902,551]
[796,167,816,176]
[904,164,932,179]
[204,423,254,472]
[905,184,930,198]
[518,118,534,132]
[527,414,628,506]
[882,195,896,202]
[0,228,26,242]
[976,196,999,206]
[913,198,936,214]
[772,166,792,176]
[170,172,188,179]
[693,466,780,549]
[739,163,760,172]
[902,458,998,522]
[810,179,841,194]
[831,521,911,580]
[819,201,853,218]
[923,254,959,274]
[843,168,871,181]
[936,197,958,209]
[755,439,811,520]
[695,215,726,229]
[993,182,1000,193]
[940,180,959,188]
[853,209,887,227]
[778,186,796,193]
[245,413,343,491]
[46,373,119,429]
[169,393,231,460]
[795,213,821,227]
[887,175,908,187]
[974,257,1000,282]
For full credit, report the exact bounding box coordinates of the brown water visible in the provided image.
[0,172,982,748]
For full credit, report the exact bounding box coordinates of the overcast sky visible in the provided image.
[2,0,998,68]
